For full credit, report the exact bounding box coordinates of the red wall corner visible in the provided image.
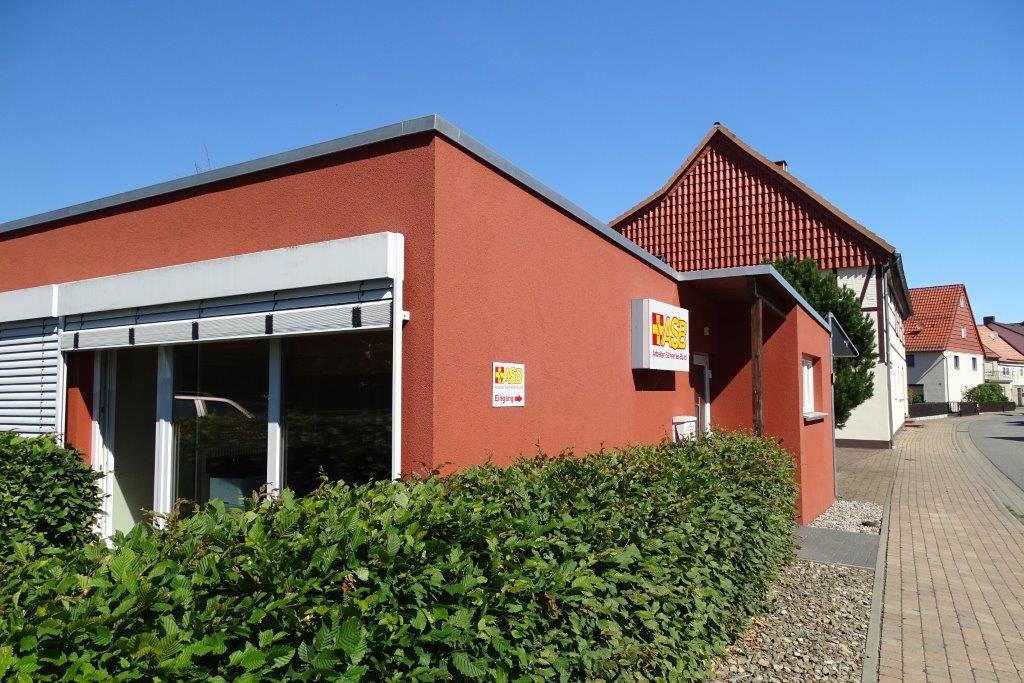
[64,351,94,465]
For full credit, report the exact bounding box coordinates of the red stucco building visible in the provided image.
[0,116,840,529]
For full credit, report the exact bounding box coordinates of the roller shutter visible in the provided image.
[60,286,392,352]
[0,318,60,435]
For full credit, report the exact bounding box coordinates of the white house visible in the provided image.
[977,325,1024,405]
[905,284,985,403]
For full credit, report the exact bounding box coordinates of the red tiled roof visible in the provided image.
[905,284,984,354]
[987,321,1024,356]
[977,325,1024,363]
[610,124,897,271]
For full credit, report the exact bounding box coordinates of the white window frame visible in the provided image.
[266,339,283,496]
[66,232,406,538]
[692,353,711,435]
[802,357,815,414]
[91,351,117,539]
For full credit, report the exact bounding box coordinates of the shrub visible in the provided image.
[964,382,1006,403]
[769,256,877,428]
[0,432,102,557]
[0,432,796,681]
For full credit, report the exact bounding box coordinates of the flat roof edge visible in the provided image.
[427,118,678,279]
[0,116,439,236]
[0,114,679,282]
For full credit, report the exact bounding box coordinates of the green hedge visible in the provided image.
[964,382,1007,403]
[0,432,102,558]
[0,432,796,681]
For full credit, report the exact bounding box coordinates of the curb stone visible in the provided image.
[859,447,899,683]
[954,417,1024,530]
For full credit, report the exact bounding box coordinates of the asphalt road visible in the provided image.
[968,411,1024,493]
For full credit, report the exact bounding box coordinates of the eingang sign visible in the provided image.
[631,299,689,372]
[492,362,525,407]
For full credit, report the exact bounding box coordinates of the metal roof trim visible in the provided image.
[426,118,678,278]
[678,264,830,332]
[889,252,913,319]
[0,116,437,235]
[1,116,834,338]
[0,114,680,282]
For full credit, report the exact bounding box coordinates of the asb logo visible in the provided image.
[631,299,689,372]
[494,365,523,385]
[651,312,688,350]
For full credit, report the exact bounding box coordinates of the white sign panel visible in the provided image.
[492,362,525,407]
[631,299,690,372]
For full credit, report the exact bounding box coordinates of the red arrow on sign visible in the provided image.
[514,395,523,402]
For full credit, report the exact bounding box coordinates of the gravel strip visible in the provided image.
[809,499,883,534]
[715,560,873,682]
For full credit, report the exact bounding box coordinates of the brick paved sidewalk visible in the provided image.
[837,442,899,505]
[872,418,1024,682]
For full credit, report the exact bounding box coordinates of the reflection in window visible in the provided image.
[173,340,268,508]
[282,332,392,496]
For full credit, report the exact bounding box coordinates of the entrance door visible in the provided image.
[111,348,157,534]
[691,354,711,436]
[88,348,158,538]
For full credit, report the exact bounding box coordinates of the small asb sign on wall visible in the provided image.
[492,362,525,407]
[631,299,689,372]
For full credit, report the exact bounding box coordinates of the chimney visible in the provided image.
[773,159,788,172]
[983,316,996,325]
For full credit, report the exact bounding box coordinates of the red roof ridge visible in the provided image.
[911,283,968,291]
[977,324,1024,363]
[905,284,985,353]
[610,123,897,258]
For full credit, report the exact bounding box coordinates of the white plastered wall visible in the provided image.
[835,265,906,444]
[884,278,908,431]
[835,362,892,441]
[985,360,1024,402]
[943,351,984,402]
[1009,365,1024,405]
[907,351,984,403]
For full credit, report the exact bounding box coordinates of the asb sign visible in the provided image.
[492,362,525,407]
[631,299,689,372]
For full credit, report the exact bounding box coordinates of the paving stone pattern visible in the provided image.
[876,418,1024,682]
[836,442,900,506]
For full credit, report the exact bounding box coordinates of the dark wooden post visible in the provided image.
[751,294,764,436]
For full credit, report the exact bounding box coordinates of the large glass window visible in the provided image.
[282,331,392,496]
[172,340,268,508]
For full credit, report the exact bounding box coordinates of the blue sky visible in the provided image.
[2,2,1021,319]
